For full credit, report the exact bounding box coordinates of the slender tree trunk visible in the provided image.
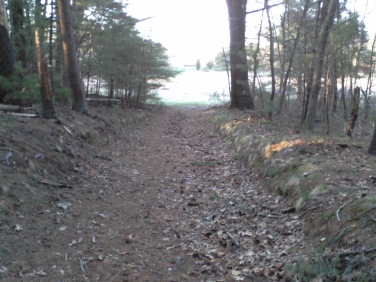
[86,34,92,97]
[277,2,287,109]
[266,1,276,120]
[304,0,337,131]
[279,0,310,113]
[345,86,360,137]
[222,47,231,96]
[331,59,338,114]
[57,0,88,114]
[0,0,16,102]
[251,12,263,103]
[364,33,376,120]
[340,66,347,120]
[226,0,253,109]
[362,88,370,121]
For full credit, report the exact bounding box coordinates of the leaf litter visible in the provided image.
[0,105,314,281]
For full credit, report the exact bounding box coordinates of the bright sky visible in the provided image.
[125,0,230,66]
[125,0,376,67]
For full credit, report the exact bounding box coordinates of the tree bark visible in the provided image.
[35,0,56,119]
[345,86,360,137]
[279,0,310,113]
[226,0,253,109]
[265,1,276,120]
[304,0,337,131]
[251,11,263,106]
[57,0,88,114]
[331,59,338,114]
[364,33,376,121]
[368,126,376,155]
[0,0,16,102]
[9,0,27,67]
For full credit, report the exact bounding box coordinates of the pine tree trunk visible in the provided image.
[345,86,360,137]
[331,59,338,114]
[9,0,27,67]
[226,0,253,109]
[279,0,310,113]
[266,2,276,120]
[340,63,347,120]
[251,12,263,105]
[368,125,376,155]
[304,0,337,131]
[35,26,56,119]
[34,0,56,119]
[0,1,15,102]
[57,0,88,114]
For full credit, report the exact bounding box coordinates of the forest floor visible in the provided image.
[0,104,376,281]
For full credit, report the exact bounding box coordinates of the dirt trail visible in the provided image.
[2,106,303,281]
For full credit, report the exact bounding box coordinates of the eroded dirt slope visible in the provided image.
[1,106,303,281]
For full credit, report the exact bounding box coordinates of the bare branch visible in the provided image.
[246,2,284,14]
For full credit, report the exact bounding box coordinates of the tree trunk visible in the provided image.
[304,0,337,131]
[266,1,276,120]
[57,0,88,114]
[364,33,376,121]
[251,11,263,104]
[302,0,322,124]
[0,0,16,102]
[9,0,27,67]
[35,0,56,119]
[368,125,376,155]
[345,86,360,137]
[35,28,57,119]
[226,0,253,109]
[222,47,231,96]
[279,0,310,113]
[331,59,338,114]
[362,88,370,121]
[339,62,347,120]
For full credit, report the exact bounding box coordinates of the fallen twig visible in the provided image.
[336,198,357,222]
[109,232,118,240]
[225,231,239,247]
[39,179,72,189]
[78,257,86,275]
[63,125,73,136]
[324,247,376,259]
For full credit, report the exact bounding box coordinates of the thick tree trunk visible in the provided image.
[304,0,337,131]
[57,0,88,114]
[0,0,16,102]
[9,0,27,67]
[368,124,376,155]
[345,86,360,137]
[35,27,56,119]
[35,0,56,119]
[226,0,253,109]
